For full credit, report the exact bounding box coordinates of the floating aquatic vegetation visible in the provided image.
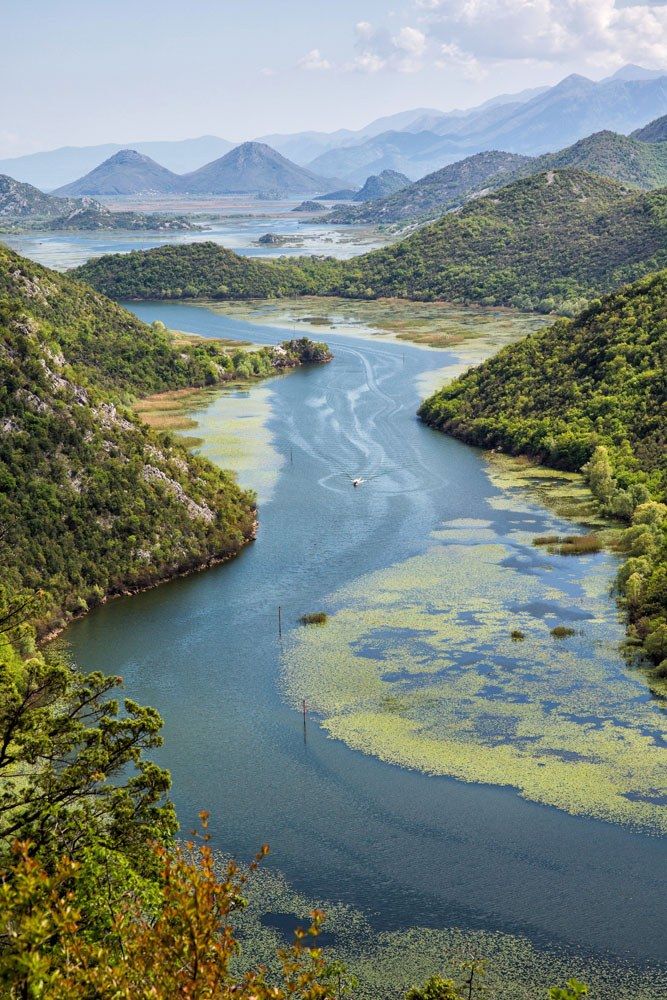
[282,485,666,832]
[211,297,550,353]
[222,853,667,1000]
[136,382,282,501]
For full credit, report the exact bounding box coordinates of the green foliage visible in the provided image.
[346,171,667,313]
[74,171,667,315]
[405,976,463,1000]
[549,980,589,1000]
[615,501,667,668]
[419,272,666,494]
[0,824,335,998]
[0,589,175,876]
[74,240,345,303]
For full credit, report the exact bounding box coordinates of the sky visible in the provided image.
[1,0,666,157]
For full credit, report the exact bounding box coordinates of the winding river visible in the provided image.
[64,302,666,990]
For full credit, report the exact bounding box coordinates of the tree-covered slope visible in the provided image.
[342,170,667,313]
[419,271,667,667]
[0,247,330,632]
[530,130,667,190]
[418,270,666,490]
[631,113,667,143]
[328,130,667,226]
[73,240,344,301]
[328,151,533,224]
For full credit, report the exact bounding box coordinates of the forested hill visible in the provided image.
[419,270,666,492]
[341,170,667,313]
[73,240,345,301]
[419,271,667,667]
[0,246,329,633]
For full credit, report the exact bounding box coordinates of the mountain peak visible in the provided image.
[606,64,666,83]
[180,141,334,195]
[53,148,180,196]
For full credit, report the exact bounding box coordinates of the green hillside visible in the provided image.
[328,150,530,224]
[0,246,329,633]
[632,113,667,143]
[530,130,667,190]
[75,170,667,315]
[341,170,667,313]
[419,271,667,667]
[74,240,343,301]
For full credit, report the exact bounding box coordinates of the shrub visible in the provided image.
[300,611,328,625]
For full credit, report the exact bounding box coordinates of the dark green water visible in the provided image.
[65,302,666,971]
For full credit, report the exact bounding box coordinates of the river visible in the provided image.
[63,301,666,994]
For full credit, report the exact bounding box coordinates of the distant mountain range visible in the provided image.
[329,120,667,225]
[0,136,236,191]
[178,142,335,194]
[307,69,667,182]
[2,65,665,192]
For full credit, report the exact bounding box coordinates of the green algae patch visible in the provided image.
[224,856,667,1000]
[282,516,666,833]
[136,382,282,501]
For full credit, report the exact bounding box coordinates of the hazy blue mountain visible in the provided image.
[314,188,359,200]
[308,71,667,182]
[602,64,666,83]
[255,108,444,165]
[0,136,235,191]
[54,149,181,196]
[632,114,667,143]
[308,131,459,184]
[178,141,334,194]
[453,73,667,154]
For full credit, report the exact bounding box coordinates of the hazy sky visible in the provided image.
[2,0,666,157]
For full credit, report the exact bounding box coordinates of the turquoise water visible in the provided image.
[64,302,666,974]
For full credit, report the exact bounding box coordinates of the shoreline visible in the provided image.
[40,517,258,645]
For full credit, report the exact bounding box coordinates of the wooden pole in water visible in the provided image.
[278,605,282,638]
[302,699,307,741]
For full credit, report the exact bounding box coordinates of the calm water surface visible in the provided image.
[1,212,385,270]
[65,302,666,969]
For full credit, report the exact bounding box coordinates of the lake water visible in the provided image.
[1,208,386,271]
[63,301,667,991]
